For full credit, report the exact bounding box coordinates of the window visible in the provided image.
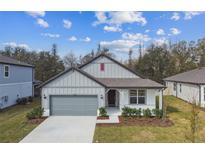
[173,83,176,91]
[180,84,182,93]
[129,89,146,104]
[4,65,9,78]
[100,63,104,71]
[204,87,205,101]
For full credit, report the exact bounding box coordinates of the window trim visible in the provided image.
[4,65,10,78]
[129,89,146,105]
[173,82,176,91]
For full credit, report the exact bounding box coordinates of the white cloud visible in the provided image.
[156,28,165,36]
[122,32,151,42]
[68,36,77,41]
[36,18,49,28]
[63,19,72,29]
[100,39,139,52]
[93,11,147,26]
[82,37,91,42]
[171,12,180,21]
[41,33,60,38]
[170,28,181,35]
[153,37,169,46]
[103,25,122,32]
[184,11,203,20]
[3,42,30,50]
[25,11,45,18]
[145,29,150,33]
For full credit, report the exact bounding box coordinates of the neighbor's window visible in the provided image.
[129,89,146,104]
[4,65,9,78]
[100,63,104,71]
[180,84,182,93]
[173,83,176,91]
[204,87,205,101]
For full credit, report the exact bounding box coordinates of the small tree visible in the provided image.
[185,98,201,143]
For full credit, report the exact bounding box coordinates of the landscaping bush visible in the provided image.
[143,108,152,118]
[28,96,33,102]
[26,107,44,120]
[16,97,28,105]
[121,106,142,117]
[152,109,163,118]
[99,107,108,117]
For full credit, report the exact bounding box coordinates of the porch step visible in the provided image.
[96,116,119,124]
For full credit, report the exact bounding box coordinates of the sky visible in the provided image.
[0,11,205,60]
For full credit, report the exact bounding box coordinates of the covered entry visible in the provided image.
[50,95,98,116]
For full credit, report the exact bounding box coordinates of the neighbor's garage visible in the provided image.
[50,95,98,116]
[40,68,105,116]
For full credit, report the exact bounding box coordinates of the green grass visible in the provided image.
[0,98,41,143]
[94,96,205,143]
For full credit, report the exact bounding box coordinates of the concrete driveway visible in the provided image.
[20,116,96,143]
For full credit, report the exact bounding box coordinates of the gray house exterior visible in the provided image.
[0,55,34,109]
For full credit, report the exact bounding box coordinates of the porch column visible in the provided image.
[159,89,163,110]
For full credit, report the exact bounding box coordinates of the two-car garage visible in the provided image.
[50,95,98,116]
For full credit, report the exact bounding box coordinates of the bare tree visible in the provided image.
[63,51,78,68]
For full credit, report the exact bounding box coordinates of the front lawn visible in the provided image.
[0,98,41,143]
[94,96,205,143]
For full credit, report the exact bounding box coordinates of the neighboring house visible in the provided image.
[164,67,205,107]
[39,54,165,116]
[0,55,34,109]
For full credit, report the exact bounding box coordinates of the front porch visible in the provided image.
[101,88,163,116]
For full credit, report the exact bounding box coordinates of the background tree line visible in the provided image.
[1,37,205,83]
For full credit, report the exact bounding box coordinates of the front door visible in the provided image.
[108,90,116,107]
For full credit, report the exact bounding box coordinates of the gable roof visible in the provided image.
[163,67,205,85]
[38,67,107,88]
[97,78,165,88]
[78,53,145,78]
[0,55,33,67]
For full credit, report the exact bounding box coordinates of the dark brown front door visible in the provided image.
[108,90,116,107]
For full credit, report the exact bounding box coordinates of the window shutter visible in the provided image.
[100,63,104,71]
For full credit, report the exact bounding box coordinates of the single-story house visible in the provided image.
[0,55,34,109]
[39,54,165,116]
[163,67,205,107]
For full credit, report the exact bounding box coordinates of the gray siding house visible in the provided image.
[0,55,34,109]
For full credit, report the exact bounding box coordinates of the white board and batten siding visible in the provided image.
[165,81,202,105]
[82,56,139,78]
[42,70,105,116]
[118,89,162,110]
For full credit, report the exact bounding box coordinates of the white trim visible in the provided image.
[129,89,147,105]
[3,65,10,78]
[0,81,32,86]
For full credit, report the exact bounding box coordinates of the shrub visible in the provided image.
[143,108,152,118]
[99,107,108,117]
[16,97,28,105]
[28,96,33,102]
[26,107,44,120]
[152,109,163,118]
[121,106,132,117]
[121,107,142,117]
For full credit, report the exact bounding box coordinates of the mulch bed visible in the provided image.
[97,116,109,120]
[97,116,174,127]
[27,117,47,124]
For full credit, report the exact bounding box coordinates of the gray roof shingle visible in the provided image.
[96,78,165,88]
[0,55,33,67]
[163,67,205,84]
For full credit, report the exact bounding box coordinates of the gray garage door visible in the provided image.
[50,95,98,116]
